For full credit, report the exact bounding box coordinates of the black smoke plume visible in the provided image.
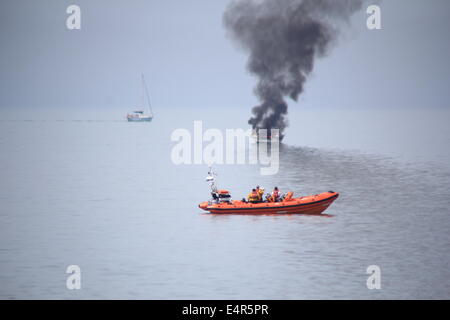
[224,0,363,140]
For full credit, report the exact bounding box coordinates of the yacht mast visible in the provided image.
[141,73,154,117]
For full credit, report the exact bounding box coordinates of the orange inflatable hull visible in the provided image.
[199,191,339,215]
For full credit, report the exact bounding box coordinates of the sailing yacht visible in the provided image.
[127,74,154,122]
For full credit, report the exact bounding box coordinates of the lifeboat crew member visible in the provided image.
[256,186,264,201]
[248,188,260,203]
[270,187,280,202]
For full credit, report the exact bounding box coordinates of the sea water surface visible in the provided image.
[0,106,449,299]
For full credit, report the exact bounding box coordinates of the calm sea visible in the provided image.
[0,106,449,299]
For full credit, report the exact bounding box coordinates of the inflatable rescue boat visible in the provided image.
[198,167,339,215]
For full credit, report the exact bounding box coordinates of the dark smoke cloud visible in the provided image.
[224,0,363,140]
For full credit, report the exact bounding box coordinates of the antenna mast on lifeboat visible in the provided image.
[206,165,218,193]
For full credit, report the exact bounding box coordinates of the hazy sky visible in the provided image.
[1,0,449,111]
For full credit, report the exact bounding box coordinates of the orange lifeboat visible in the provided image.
[199,191,339,215]
[200,167,338,215]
